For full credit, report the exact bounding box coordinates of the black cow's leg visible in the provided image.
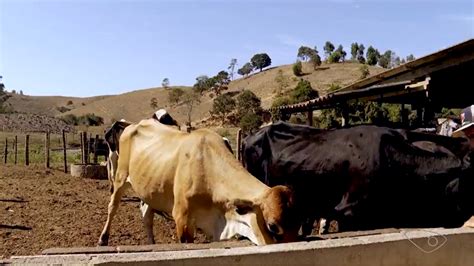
[140,202,156,244]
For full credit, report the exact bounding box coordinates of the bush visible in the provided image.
[292,61,303,76]
[61,114,79,125]
[61,113,104,126]
[239,112,262,134]
[56,106,71,113]
[359,65,370,79]
[291,79,318,103]
[271,96,292,121]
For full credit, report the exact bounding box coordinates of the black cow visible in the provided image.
[242,121,473,235]
[88,138,109,158]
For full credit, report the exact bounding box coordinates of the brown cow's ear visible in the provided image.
[228,199,255,215]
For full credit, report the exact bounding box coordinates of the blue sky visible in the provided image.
[0,0,472,97]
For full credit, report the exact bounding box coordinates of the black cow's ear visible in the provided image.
[228,199,255,215]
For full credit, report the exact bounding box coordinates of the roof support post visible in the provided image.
[341,104,349,127]
[400,103,409,127]
[306,110,313,126]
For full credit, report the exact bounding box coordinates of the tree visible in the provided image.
[297,46,315,61]
[211,93,236,125]
[237,62,253,77]
[357,44,366,63]
[236,90,263,133]
[162,78,170,89]
[182,90,201,126]
[323,41,335,59]
[193,75,211,95]
[310,47,322,69]
[237,90,262,117]
[211,71,230,95]
[366,46,380,66]
[392,56,401,68]
[378,50,393,69]
[239,112,262,134]
[274,69,290,95]
[359,64,370,79]
[250,53,272,72]
[150,97,158,109]
[0,79,11,113]
[228,59,238,81]
[292,60,303,76]
[291,79,318,103]
[336,45,347,62]
[168,87,185,105]
[351,42,359,60]
[406,54,416,62]
[327,51,342,63]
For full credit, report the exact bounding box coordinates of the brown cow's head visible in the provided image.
[258,185,300,243]
[227,185,300,244]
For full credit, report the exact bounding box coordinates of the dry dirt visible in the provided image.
[0,164,207,259]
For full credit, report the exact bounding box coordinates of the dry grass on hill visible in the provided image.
[5,62,385,126]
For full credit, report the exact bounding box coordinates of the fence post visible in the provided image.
[45,131,50,168]
[14,135,18,164]
[80,132,84,164]
[94,134,99,164]
[3,138,7,164]
[82,131,88,165]
[25,135,29,166]
[236,129,242,162]
[62,130,67,173]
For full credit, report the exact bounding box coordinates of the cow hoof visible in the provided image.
[98,234,109,246]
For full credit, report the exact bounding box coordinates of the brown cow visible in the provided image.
[98,118,299,246]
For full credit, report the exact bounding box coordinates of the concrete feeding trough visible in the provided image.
[5,227,474,265]
[70,164,107,180]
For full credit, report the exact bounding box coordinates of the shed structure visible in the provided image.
[275,39,474,127]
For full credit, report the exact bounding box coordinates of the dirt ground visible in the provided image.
[0,164,208,259]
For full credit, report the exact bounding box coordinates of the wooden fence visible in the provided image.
[0,131,106,173]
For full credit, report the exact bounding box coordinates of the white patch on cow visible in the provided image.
[139,201,148,218]
[220,212,261,244]
[318,218,327,234]
[154,109,168,120]
[191,207,265,245]
[120,119,126,122]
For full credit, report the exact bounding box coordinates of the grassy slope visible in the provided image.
[5,94,109,117]
[5,62,384,124]
[228,62,384,108]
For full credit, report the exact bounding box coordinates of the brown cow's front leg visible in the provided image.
[98,173,128,246]
[172,199,194,243]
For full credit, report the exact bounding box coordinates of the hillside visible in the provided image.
[228,62,384,108]
[5,94,110,117]
[4,62,384,125]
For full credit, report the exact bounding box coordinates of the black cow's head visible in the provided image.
[104,120,131,153]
